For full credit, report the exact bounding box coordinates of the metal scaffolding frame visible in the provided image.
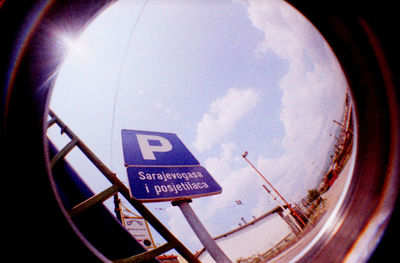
[47,109,200,263]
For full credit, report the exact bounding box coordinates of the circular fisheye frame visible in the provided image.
[1,0,399,262]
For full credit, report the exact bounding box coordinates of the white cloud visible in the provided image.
[214,167,260,211]
[200,142,263,220]
[238,0,348,205]
[240,0,348,157]
[204,142,236,181]
[165,1,349,251]
[242,0,332,65]
[188,0,348,236]
[154,101,163,109]
[193,87,259,152]
[256,154,305,199]
[271,137,281,147]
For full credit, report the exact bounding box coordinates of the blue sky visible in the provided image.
[48,0,349,254]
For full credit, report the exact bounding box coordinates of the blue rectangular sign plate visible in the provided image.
[122,130,200,167]
[127,166,222,202]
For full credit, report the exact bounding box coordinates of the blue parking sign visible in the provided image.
[122,130,200,167]
[121,129,222,202]
[127,166,222,202]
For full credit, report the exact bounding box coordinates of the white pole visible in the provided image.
[173,200,232,263]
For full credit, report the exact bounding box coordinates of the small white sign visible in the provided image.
[123,216,155,249]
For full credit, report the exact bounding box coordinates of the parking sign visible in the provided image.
[122,130,199,166]
[121,130,222,202]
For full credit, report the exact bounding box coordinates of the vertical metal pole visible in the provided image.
[242,153,307,227]
[173,200,232,263]
[262,184,285,211]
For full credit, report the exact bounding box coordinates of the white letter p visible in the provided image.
[136,134,173,160]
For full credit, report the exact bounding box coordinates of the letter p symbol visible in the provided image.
[136,134,173,160]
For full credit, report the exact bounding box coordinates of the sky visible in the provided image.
[48,0,349,254]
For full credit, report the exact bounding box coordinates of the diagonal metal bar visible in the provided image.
[47,116,57,128]
[48,110,127,191]
[50,137,78,167]
[69,185,119,217]
[47,109,201,263]
[121,196,201,263]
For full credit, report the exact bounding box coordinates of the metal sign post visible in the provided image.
[121,129,230,262]
[172,200,232,263]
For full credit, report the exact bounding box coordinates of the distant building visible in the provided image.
[319,95,353,194]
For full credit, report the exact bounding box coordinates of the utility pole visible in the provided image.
[262,184,285,210]
[242,151,306,228]
[262,184,303,234]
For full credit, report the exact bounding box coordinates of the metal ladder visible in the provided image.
[47,109,200,263]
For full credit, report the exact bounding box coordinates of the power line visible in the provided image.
[110,0,150,170]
